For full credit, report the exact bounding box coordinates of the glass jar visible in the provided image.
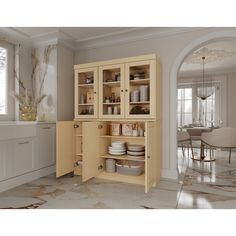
[20,106,37,121]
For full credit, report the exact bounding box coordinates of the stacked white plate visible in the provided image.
[108,141,126,155]
[127,145,145,158]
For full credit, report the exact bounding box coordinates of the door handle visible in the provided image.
[18,141,30,145]
[42,127,51,129]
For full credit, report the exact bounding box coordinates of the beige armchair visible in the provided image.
[201,127,236,163]
[177,130,194,158]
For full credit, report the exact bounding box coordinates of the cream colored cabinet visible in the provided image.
[56,120,161,192]
[99,64,125,118]
[74,67,98,119]
[125,60,156,119]
[74,54,161,120]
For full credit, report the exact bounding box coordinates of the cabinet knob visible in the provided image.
[121,89,124,92]
[94,91,97,94]
[125,89,128,92]
[74,124,80,128]
[147,155,150,159]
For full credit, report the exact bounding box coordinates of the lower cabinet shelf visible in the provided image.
[96,171,145,186]
[101,154,145,162]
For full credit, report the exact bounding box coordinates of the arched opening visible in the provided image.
[169,30,236,179]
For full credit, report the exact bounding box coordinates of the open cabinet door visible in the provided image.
[56,121,75,178]
[145,122,156,192]
[82,122,100,182]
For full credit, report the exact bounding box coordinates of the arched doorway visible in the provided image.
[169,30,236,179]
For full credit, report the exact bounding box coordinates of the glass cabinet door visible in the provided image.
[125,60,156,118]
[99,64,125,118]
[75,67,98,118]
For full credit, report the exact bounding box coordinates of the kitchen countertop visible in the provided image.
[0,121,55,125]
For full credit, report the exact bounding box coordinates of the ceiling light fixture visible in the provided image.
[196,56,214,100]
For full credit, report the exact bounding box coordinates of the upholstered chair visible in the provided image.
[177,130,194,158]
[201,127,236,163]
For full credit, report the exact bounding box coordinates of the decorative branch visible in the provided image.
[12,44,56,113]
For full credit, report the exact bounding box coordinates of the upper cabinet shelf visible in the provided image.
[74,54,161,120]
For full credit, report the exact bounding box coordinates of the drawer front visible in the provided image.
[13,138,35,176]
[37,124,55,168]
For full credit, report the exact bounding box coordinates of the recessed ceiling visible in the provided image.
[13,27,139,42]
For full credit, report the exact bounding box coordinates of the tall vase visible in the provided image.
[20,105,37,121]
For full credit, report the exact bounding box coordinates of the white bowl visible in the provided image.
[127,145,145,152]
[127,151,145,156]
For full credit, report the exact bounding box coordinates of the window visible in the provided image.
[197,86,216,125]
[0,41,14,120]
[177,87,193,127]
[0,47,7,114]
[177,82,220,128]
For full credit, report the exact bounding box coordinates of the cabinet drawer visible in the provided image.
[37,124,55,168]
[13,138,35,176]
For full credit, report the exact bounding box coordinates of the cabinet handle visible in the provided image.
[42,127,51,129]
[18,141,30,145]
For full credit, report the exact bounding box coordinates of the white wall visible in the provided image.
[227,73,236,127]
[57,44,74,121]
[36,46,58,121]
[74,28,236,179]
[33,44,74,121]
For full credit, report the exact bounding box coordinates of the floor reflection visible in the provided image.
[177,147,236,208]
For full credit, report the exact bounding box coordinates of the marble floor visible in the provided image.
[0,148,236,209]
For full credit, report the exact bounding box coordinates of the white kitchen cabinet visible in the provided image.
[36,123,55,169]
[12,137,35,176]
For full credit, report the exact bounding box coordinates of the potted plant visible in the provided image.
[11,44,56,121]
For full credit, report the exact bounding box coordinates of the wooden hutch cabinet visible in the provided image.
[56,54,162,193]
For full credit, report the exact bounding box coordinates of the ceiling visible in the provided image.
[179,40,236,77]
[8,27,236,76]
[12,27,139,42]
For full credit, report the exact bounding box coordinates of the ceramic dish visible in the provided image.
[109,151,126,156]
[127,145,145,152]
[127,151,145,156]
[127,155,145,159]
[108,146,126,151]
[108,148,126,153]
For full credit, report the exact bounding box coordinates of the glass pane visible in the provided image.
[129,64,150,115]
[184,100,192,113]
[185,88,192,99]
[102,67,121,115]
[177,113,181,127]
[206,100,213,111]
[206,113,212,122]
[177,89,182,99]
[177,100,182,113]
[0,47,7,115]
[78,70,95,116]
[184,113,192,126]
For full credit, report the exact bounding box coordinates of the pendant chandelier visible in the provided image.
[196,56,214,100]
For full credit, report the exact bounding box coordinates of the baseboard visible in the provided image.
[161,169,178,180]
[0,165,55,193]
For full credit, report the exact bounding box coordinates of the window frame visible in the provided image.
[177,81,220,128]
[0,41,14,121]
